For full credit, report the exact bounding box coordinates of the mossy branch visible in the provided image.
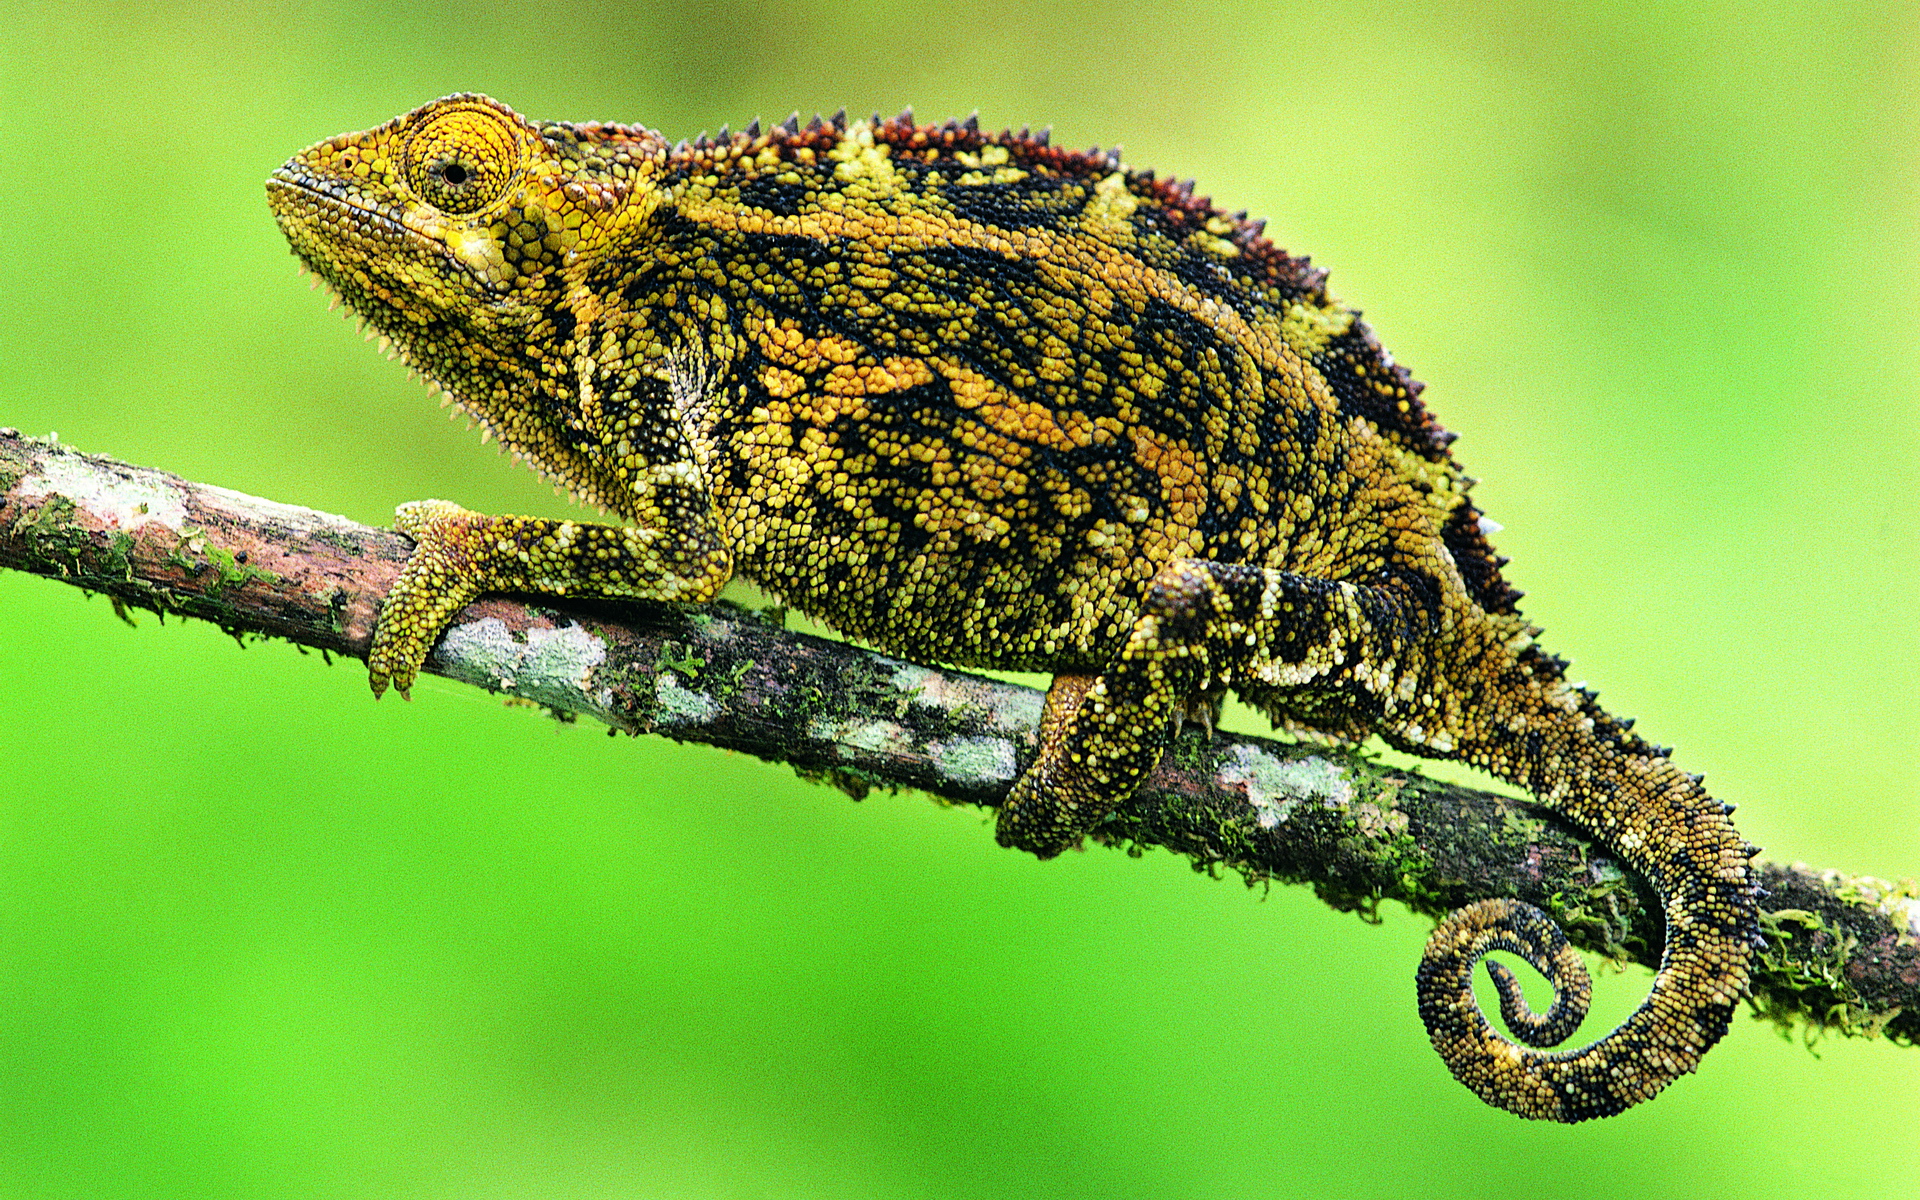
[3,428,1915,1046]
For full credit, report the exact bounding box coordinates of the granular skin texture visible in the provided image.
[268,95,1759,1121]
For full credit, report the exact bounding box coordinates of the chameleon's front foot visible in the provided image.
[367,499,735,698]
[369,499,487,697]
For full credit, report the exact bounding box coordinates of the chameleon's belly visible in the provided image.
[714,428,1418,674]
[724,477,1155,673]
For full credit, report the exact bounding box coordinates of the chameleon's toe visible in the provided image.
[394,498,471,537]
[366,621,425,699]
[995,771,1088,859]
[367,578,463,699]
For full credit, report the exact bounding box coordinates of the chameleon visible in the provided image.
[267,94,1759,1121]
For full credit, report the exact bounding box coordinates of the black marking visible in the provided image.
[1132,295,1238,444]
[1159,242,1258,317]
[940,174,1091,231]
[1440,502,1522,615]
[1312,323,1450,461]
[737,174,810,218]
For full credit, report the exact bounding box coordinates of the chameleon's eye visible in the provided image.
[404,107,519,215]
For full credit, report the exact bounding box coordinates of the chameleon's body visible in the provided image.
[268,95,1757,1120]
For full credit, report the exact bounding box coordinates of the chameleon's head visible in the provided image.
[267,94,668,391]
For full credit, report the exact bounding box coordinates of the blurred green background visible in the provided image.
[4,0,1917,1195]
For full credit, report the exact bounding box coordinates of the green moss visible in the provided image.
[1168,728,1218,774]
[715,657,754,698]
[656,639,705,679]
[792,763,883,802]
[1750,907,1875,1045]
[1546,862,1638,965]
[198,538,279,596]
[1324,780,1434,924]
[13,496,86,570]
[162,535,197,574]
[104,531,137,581]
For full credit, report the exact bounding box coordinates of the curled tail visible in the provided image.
[1412,687,1758,1121]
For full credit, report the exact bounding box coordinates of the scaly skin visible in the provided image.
[267,94,1759,1120]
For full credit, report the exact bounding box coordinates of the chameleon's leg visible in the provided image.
[370,499,731,697]
[996,559,1416,857]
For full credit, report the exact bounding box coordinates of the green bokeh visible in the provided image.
[3,1,1917,1195]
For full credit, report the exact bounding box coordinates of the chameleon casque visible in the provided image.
[267,94,1759,1121]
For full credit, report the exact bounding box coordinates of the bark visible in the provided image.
[2,428,1914,1045]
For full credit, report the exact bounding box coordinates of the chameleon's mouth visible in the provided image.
[268,173,410,245]
[266,171,404,225]
[266,170,472,289]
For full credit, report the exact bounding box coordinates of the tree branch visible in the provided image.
[3,428,1915,1045]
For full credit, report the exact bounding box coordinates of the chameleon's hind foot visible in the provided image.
[995,559,1416,858]
[995,559,1249,857]
[367,499,734,698]
[996,674,1101,857]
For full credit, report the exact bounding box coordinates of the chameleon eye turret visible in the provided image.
[402,103,523,215]
[271,95,1757,1121]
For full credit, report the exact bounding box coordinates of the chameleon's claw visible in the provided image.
[366,657,414,699]
[366,627,423,698]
